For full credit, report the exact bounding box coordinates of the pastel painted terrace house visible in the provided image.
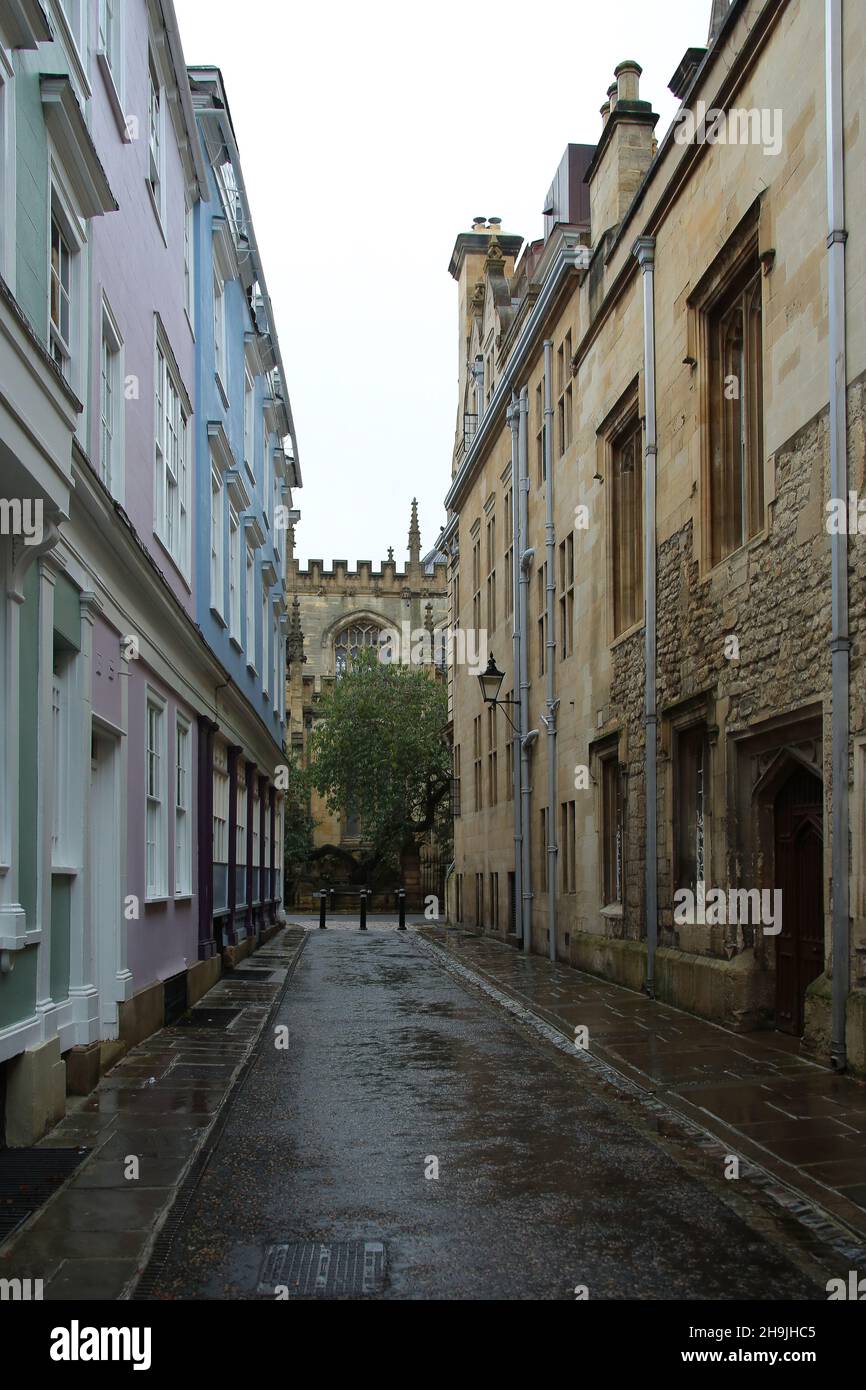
[0,0,300,1147]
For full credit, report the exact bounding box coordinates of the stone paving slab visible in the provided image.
[420,926,866,1241]
[0,927,306,1300]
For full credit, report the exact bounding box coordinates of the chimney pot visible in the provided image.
[614,60,642,103]
[472,215,487,231]
[607,81,618,111]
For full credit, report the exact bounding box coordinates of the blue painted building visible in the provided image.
[189,65,300,950]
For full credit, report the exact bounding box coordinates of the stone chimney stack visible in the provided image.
[586,60,658,246]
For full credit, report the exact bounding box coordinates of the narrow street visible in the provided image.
[147,925,830,1301]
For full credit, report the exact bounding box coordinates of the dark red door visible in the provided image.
[774,768,824,1035]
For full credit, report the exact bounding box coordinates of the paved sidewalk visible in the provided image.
[421,926,866,1241]
[0,927,306,1300]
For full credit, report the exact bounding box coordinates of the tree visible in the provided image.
[308,650,451,880]
[283,755,315,895]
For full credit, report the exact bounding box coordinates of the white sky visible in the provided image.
[174,0,712,567]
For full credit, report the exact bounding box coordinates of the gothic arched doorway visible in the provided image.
[773,767,824,1035]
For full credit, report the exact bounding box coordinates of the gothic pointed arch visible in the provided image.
[321,608,393,677]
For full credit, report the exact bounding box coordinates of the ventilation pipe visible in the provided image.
[543,341,559,962]
[509,394,524,943]
[633,236,658,996]
[518,388,534,952]
[826,0,850,1070]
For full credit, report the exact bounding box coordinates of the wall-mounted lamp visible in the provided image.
[477,653,520,732]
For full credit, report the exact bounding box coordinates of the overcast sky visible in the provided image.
[174,0,711,568]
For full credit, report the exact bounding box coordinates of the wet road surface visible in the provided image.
[152,928,827,1300]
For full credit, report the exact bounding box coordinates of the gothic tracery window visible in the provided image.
[334,622,380,675]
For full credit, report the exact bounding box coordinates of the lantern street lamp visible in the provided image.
[477,653,520,731]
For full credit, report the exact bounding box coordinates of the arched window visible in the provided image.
[334,622,380,675]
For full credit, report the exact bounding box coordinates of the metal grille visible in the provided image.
[0,1147,90,1240]
[258,1241,387,1297]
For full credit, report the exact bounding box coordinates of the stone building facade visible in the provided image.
[444,0,866,1072]
[286,501,449,906]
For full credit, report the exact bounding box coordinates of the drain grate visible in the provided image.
[258,1241,387,1297]
[0,1146,90,1240]
[174,1007,242,1030]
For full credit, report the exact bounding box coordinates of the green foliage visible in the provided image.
[283,755,315,882]
[309,650,451,872]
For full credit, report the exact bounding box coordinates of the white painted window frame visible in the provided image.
[245,540,256,668]
[213,270,226,394]
[153,321,191,581]
[212,743,229,865]
[210,461,225,620]
[236,763,246,869]
[0,45,16,291]
[244,366,254,470]
[261,584,269,697]
[272,619,279,714]
[99,293,124,502]
[51,656,73,869]
[96,0,124,109]
[146,41,166,234]
[145,688,168,901]
[183,194,195,331]
[228,505,241,642]
[51,0,91,103]
[262,425,270,529]
[174,712,191,897]
[48,171,85,395]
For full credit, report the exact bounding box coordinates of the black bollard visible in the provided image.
[319,889,327,930]
[359,889,367,931]
[398,889,406,931]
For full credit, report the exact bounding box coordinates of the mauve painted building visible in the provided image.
[83,0,207,1004]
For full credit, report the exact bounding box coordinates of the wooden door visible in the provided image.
[774,768,824,1035]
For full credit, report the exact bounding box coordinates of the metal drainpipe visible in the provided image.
[518,388,533,953]
[509,395,524,945]
[543,341,559,962]
[826,0,850,1071]
[633,236,658,997]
